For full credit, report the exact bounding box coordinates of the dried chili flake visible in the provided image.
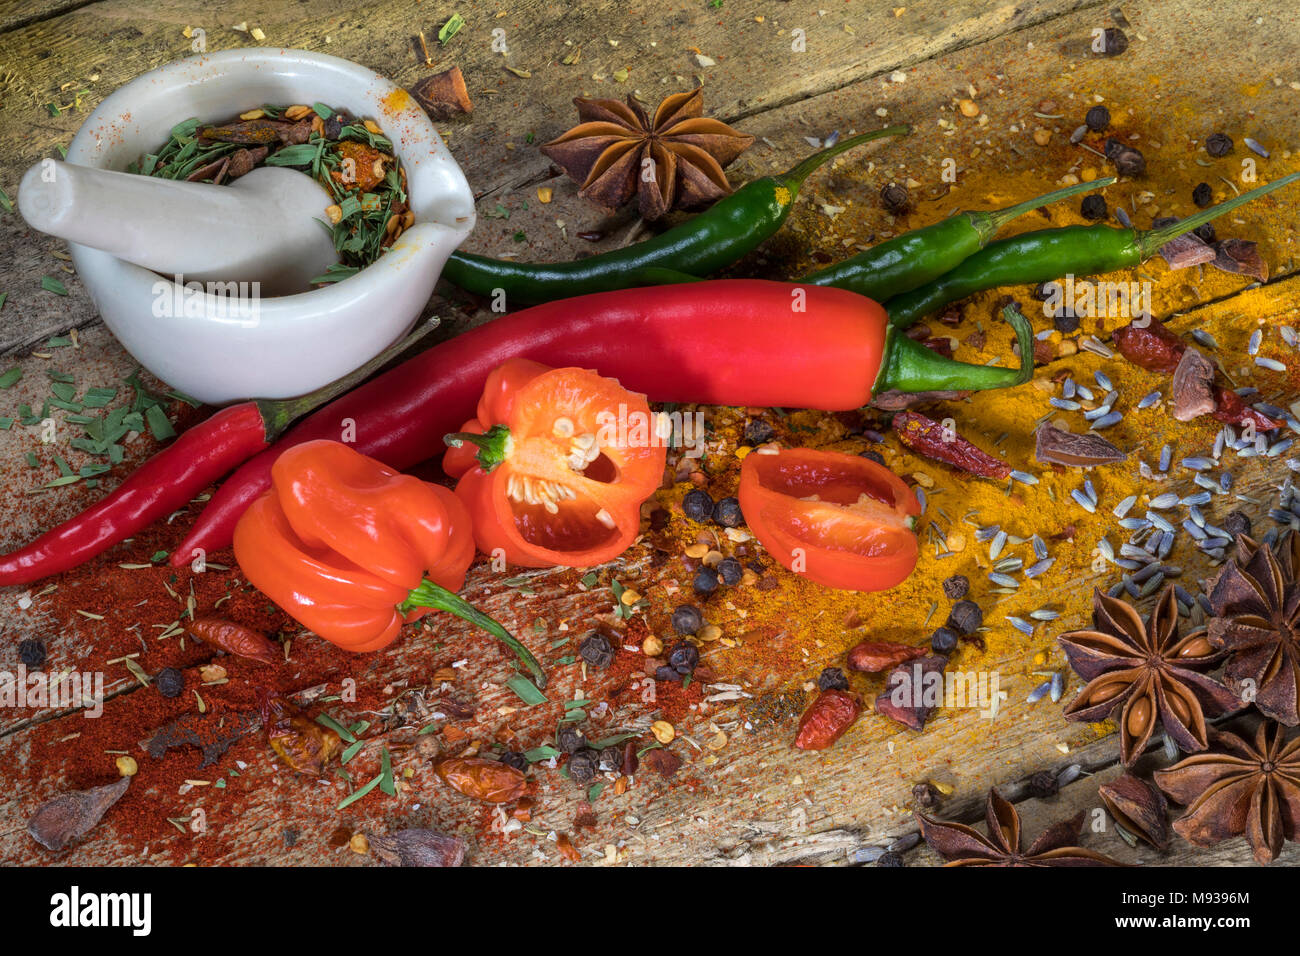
[892,411,1010,479]
[1211,238,1268,282]
[847,640,926,673]
[186,617,279,665]
[261,696,339,775]
[794,688,861,750]
[436,757,527,803]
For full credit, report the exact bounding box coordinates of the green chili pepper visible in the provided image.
[441,125,910,304]
[875,303,1034,394]
[885,171,1300,329]
[802,177,1116,300]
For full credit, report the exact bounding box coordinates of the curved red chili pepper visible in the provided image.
[175,280,1031,560]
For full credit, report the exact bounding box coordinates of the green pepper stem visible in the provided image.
[258,319,439,440]
[400,579,547,688]
[444,424,512,472]
[777,125,910,193]
[873,303,1034,394]
[1136,171,1300,259]
[975,177,1118,241]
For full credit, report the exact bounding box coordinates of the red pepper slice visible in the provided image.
[738,447,920,592]
[443,359,667,568]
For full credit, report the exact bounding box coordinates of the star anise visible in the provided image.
[917,788,1121,866]
[1058,584,1238,765]
[1155,722,1300,864]
[540,89,754,220]
[1207,530,1300,725]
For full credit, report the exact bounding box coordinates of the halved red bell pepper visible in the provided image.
[443,359,666,568]
[738,447,920,591]
[233,439,545,685]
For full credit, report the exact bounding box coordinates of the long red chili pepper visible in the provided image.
[173,280,1034,563]
[0,324,434,586]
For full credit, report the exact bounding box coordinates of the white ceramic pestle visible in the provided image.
[18,161,341,297]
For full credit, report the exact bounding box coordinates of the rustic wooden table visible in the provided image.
[1,0,1298,866]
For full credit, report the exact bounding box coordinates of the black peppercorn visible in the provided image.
[743,419,775,446]
[155,666,185,698]
[693,566,720,596]
[859,449,885,465]
[1110,144,1145,177]
[668,641,699,675]
[671,604,704,635]
[578,631,615,668]
[911,782,941,808]
[1097,26,1128,56]
[1191,182,1213,208]
[1026,769,1059,799]
[880,182,910,214]
[818,666,849,691]
[1053,311,1081,334]
[1084,104,1110,132]
[1205,132,1233,157]
[716,556,743,586]
[876,851,905,867]
[682,488,714,522]
[1193,222,1217,244]
[712,496,744,528]
[930,627,960,655]
[557,724,588,754]
[1031,280,1055,301]
[568,748,599,784]
[1223,510,1252,539]
[946,599,983,636]
[941,574,969,600]
[18,638,46,668]
[598,746,624,772]
[1079,194,1107,221]
[500,750,529,771]
[655,664,681,682]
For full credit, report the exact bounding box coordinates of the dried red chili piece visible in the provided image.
[1114,319,1281,431]
[436,757,527,803]
[794,688,862,750]
[892,411,1011,479]
[261,696,340,775]
[186,617,280,665]
[640,748,682,777]
[847,640,927,673]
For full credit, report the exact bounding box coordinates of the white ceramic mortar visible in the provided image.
[64,48,475,404]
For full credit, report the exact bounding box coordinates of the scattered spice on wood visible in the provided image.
[28,776,131,851]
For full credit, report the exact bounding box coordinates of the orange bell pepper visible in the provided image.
[442,359,667,568]
[233,439,545,686]
[738,447,920,592]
